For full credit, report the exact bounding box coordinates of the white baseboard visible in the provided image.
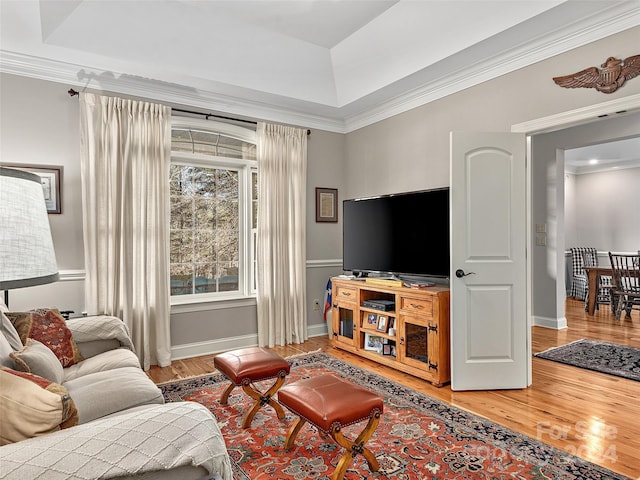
[171,323,330,360]
[533,315,567,329]
[307,322,329,338]
[171,334,258,360]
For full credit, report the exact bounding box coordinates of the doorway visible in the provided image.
[516,103,640,332]
[564,136,640,305]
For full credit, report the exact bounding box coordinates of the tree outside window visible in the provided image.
[170,121,257,299]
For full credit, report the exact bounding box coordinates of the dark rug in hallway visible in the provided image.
[535,338,640,381]
[160,352,627,479]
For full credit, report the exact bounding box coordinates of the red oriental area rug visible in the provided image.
[160,352,625,480]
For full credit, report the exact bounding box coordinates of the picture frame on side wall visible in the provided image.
[315,187,338,223]
[3,163,63,214]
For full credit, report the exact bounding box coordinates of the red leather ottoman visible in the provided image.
[213,347,290,428]
[278,374,384,480]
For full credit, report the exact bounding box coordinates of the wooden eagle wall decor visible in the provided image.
[553,55,640,94]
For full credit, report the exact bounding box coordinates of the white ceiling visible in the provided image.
[565,136,640,175]
[0,0,639,132]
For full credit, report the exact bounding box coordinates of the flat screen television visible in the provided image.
[343,188,450,279]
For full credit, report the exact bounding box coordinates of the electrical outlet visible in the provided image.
[536,236,547,246]
[313,299,320,311]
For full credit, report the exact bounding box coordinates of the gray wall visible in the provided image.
[0,73,345,354]
[563,165,640,296]
[1,74,85,311]
[343,27,640,328]
[565,167,640,252]
[344,27,640,200]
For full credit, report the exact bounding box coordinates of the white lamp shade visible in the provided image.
[0,167,59,290]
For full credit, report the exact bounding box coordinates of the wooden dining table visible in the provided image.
[583,266,613,315]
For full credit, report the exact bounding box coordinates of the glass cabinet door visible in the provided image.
[333,305,355,346]
[399,317,438,375]
[404,322,428,364]
[400,320,428,367]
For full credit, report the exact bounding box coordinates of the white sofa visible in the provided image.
[0,304,231,480]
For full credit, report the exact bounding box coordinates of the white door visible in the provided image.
[450,132,529,390]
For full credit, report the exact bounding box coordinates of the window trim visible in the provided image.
[170,118,257,306]
[171,118,257,145]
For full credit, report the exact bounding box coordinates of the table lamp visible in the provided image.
[0,167,59,307]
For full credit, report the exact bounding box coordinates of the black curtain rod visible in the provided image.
[68,88,310,135]
[172,107,257,125]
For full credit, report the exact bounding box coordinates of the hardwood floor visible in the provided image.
[148,298,640,479]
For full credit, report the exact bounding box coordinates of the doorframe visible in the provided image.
[511,94,640,136]
[511,93,640,385]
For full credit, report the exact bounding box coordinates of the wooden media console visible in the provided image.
[330,277,450,386]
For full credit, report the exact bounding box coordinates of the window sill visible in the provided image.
[170,295,257,314]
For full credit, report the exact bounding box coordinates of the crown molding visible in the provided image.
[569,159,640,175]
[1,2,638,134]
[343,2,640,132]
[0,50,348,133]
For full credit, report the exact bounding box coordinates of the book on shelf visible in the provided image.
[340,320,353,337]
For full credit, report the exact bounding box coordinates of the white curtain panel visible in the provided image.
[256,123,308,347]
[79,93,171,369]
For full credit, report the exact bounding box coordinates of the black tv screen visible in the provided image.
[343,188,450,278]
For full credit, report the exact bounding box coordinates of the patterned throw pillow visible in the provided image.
[6,308,84,367]
[10,338,65,384]
[0,367,78,445]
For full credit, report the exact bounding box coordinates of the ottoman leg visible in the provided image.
[284,417,307,450]
[240,374,287,429]
[331,412,381,480]
[219,382,236,405]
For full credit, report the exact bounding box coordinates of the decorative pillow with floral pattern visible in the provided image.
[6,308,83,367]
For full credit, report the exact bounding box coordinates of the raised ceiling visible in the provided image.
[0,0,638,132]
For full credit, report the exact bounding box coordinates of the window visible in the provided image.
[170,119,257,301]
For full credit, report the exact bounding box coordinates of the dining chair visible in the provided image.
[569,247,612,309]
[608,252,640,320]
[569,247,596,300]
[582,250,613,312]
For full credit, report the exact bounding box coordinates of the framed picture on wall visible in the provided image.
[3,163,63,214]
[315,187,338,222]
